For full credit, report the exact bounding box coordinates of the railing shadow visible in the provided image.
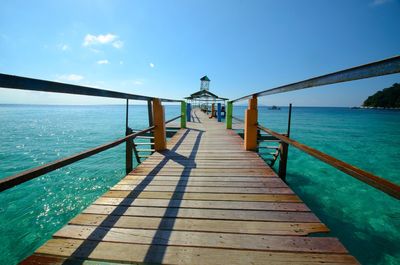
[191,109,201,123]
[64,127,203,264]
[143,129,203,263]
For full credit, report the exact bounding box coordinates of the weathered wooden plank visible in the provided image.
[93,197,310,211]
[137,164,271,169]
[140,160,269,166]
[103,190,302,202]
[129,170,276,177]
[20,255,124,265]
[117,179,288,188]
[33,239,359,265]
[82,205,320,222]
[133,166,273,171]
[70,214,328,235]
[53,225,348,253]
[110,184,294,194]
[122,175,282,182]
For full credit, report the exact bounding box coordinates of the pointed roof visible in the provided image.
[200,75,210,81]
[184,89,228,101]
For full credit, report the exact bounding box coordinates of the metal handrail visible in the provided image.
[0,73,182,103]
[231,115,244,123]
[165,115,183,124]
[231,55,400,103]
[258,124,400,200]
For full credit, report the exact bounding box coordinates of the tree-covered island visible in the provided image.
[362,83,400,108]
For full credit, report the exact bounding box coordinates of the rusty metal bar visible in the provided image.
[0,126,155,192]
[232,115,244,123]
[165,115,182,125]
[231,56,400,103]
[147,100,154,127]
[125,99,129,132]
[0,73,181,102]
[258,124,400,200]
[287,103,292,137]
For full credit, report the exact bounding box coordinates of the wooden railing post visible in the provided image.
[226,101,233,129]
[125,127,133,174]
[278,103,292,181]
[278,142,288,181]
[181,101,187,128]
[153,98,167,151]
[244,95,258,150]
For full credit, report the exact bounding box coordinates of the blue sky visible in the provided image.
[0,0,399,106]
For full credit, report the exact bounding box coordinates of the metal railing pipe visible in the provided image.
[231,55,400,103]
[0,73,182,103]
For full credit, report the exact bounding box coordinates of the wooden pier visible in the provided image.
[22,109,358,265]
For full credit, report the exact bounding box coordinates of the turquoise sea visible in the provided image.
[0,104,399,264]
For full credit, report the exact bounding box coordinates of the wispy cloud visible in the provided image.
[133,80,144,85]
[149,63,155,68]
[83,33,116,46]
[83,33,124,49]
[112,40,124,49]
[119,61,124,65]
[58,44,69,51]
[57,74,84,82]
[97,59,109,65]
[370,0,393,6]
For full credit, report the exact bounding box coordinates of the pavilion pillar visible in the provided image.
[153,98,167,151]
[226,101,233,129]
[244,95,258,151]
[217,103,222,122]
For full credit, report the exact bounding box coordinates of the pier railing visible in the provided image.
[227,56,400,200]
[0,74,184,192]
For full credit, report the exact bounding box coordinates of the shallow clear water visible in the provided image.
[0,105,399,264]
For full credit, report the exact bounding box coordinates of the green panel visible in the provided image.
[226,101,233,129]
[181,101,187,128]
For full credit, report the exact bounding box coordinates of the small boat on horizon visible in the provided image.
[268,105,281,110]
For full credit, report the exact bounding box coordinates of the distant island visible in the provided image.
[362,83,400,109]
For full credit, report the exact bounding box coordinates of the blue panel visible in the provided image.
[217,103,222,122]
[187,103,191,122]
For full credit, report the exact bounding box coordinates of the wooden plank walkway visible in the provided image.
[22,109,358,265]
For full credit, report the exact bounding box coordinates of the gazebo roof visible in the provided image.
[184,89,228,101]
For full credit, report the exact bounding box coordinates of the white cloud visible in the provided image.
[133,80,143,85]
[149,63,155,68]
[83,33,116,46]
[370,0,393,6]
[83,33,124,49]
[97,59,109,65]
[57,74,84,82]
[112,40,124,49]
[119,61,124,65]
[58,44,69,51]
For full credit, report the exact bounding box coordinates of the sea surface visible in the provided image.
[0,104,399,264]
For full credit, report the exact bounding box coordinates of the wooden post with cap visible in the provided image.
[152,98,166,151]
[244,95,258,150]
